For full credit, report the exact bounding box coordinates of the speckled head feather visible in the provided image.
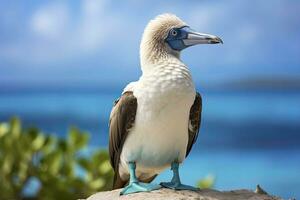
[140,14,187,69]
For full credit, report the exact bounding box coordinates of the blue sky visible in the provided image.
[0,0,300,87]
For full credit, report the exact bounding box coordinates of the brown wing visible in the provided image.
[109,91,137,189]
[186,92,202,157]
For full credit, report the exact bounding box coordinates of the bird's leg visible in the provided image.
[160,162,199,191]
[120,162,161,195]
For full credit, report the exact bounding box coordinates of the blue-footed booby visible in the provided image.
[108,13,222,195]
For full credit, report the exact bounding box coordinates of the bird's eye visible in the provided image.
[171,29,178,36]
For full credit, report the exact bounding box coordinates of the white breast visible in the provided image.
[119,59,196,181]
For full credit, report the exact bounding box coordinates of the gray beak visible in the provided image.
[183,29,223,46]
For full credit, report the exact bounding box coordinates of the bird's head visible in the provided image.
[140,13,222,68]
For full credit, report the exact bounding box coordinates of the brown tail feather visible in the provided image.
[113,171,127,189]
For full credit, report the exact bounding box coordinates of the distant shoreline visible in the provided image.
[0,77,300,94]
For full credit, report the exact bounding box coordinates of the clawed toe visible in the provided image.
[160,182,199,191]
[121,182,161,195]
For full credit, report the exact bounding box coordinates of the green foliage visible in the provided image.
[197,174,216,189]
[0,117,114,200]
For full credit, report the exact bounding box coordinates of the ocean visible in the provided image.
[0,88,299,199]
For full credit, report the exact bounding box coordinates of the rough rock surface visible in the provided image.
[86,188,282,200]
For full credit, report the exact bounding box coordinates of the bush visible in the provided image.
[0,117,114,200]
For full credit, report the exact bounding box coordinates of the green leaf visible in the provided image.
[89,178,105,189]
[45,151,62,175]
[92,150,109,166]
[0,123,9,138]
[58,140,67,152]
[42,135,57,154]
[68,127,89,150]
[98,160,112,174]
[2,154,13,175]
[31,134,46,151]
[197,174,216,189]
[27,127,39,140]
[18,160,29,183]
[10,117,21,138]
[78,158,90,170]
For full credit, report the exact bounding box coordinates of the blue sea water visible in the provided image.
[0,89,299,199]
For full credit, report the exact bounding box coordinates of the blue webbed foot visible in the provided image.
[160,182,199,191]
[121,182,161,195]
[121,162,161,195]
[160,162,199,191]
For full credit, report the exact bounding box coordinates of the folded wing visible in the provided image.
[109,91,138,189]
[186,92,202,157]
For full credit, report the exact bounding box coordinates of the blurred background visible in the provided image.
[0,0,300,199]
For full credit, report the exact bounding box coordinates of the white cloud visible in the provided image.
[30,3,70,39]
[76,0,116,51]
[16,0,121,64]
[186,2,226,32]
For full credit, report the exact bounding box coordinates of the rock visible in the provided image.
[86,188,282,200]
[255,184,268,195]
